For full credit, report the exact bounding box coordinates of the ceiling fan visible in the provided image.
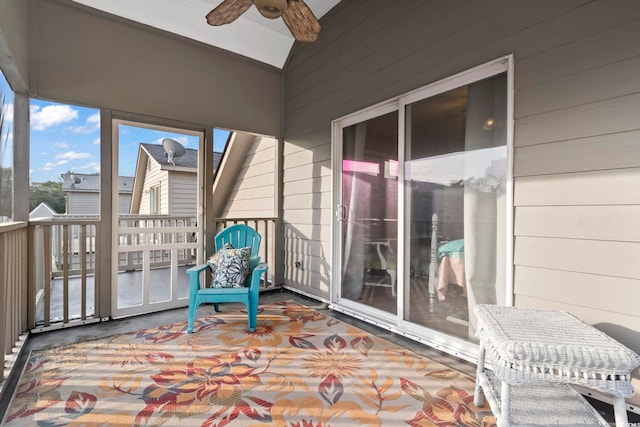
[206,0,321,43]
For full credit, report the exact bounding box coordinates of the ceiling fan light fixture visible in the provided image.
[254,0,288,19]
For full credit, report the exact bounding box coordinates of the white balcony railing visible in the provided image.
[0,222,28,387]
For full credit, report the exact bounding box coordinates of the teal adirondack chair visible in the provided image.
[187,224,267,333]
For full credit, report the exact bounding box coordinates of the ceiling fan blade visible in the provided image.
[282,0,321,42]
[206,0,253,26]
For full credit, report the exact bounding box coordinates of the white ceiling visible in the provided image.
[71,0,341,69]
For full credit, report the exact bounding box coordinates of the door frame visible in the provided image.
[108,113,207,319]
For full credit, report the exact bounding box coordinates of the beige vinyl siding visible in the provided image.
[222,137,276,219]
[140,160,167,215]
[168,172,197,217]
[220,136,277,274]
[118,194,132,214]
[67,193,100,215]
[281,138,332,295]
[509,2,640,405]
[282,0,600,299]
[67,192,130,215]
[283,0,640,403]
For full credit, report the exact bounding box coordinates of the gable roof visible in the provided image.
[141,143,198,169]
[141,143,223,171]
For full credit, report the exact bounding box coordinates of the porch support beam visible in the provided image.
[97,108,113,319]
[12,92,29,221]
[203,127,215,259]
[274,136,284,287]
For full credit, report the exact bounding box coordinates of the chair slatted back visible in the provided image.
[215,224,261,259]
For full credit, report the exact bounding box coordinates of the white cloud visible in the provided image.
[56,151,91,160]
[78,161,100,171]
[54,142,70,148]
[69,112,100,134]
[2,103,13,124]
[42,160,68,171]
[87,113,100,124]
[31,105,78,131]
[93,137,100,145]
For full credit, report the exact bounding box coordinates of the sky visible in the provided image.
[1,75,229,183]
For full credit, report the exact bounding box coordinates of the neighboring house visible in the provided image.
[28,202,56,220]
[61,172,133,215]
[213,133,277,219]
[129,143,222,216]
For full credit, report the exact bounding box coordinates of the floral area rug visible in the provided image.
[4,301,495,426]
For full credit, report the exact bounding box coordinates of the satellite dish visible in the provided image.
[69,173,81,184]
[162,138,186,166]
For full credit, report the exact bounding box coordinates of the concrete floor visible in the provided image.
[0,289,633,425]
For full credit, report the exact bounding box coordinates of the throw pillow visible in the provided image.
[207,245,252,288]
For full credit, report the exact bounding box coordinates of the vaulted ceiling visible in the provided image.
[71,0,342,69]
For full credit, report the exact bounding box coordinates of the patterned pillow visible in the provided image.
[207,245,251,288]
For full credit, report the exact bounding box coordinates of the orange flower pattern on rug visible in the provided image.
[4,301,495,426]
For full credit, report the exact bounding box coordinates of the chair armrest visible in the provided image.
[187,264,210,275]
[187,264,210,292]
[248,263,268,292]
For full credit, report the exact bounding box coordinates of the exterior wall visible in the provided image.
[139,160,167,215]
[168,171,197,217]
[67,192,131,215]
[30,0,281,137]
[283,0,640,403]
[118,194,132,215]
[219,135,277,278]
[221,136,276,219]
[67,193,100,215]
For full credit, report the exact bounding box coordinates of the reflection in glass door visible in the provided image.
[339,110,398,314]
[403,73,508,341]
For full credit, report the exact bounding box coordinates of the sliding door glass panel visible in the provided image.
[404,73,507,341]
[341,111,398,314]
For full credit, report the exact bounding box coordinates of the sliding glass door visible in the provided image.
[337,107,398,316]
[333,57,512,354]
[402,72,508,341]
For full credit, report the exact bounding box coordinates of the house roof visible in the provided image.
[61,173,134,193]
[69,0,342,69]
[141,143,223,170]
[29,202,58,218]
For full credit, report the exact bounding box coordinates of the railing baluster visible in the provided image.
[80,224,87,321]
[0,231,5,381]
[43,226,51,328]
[94,226,100,320]
[0,223,29,381]
[7,232,14,348]
[63,224,69,323]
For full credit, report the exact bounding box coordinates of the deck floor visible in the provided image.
[2,289,631,425]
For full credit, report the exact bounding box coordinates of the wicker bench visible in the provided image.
[473,305,640,427]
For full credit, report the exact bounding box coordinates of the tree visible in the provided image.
[0,90,11,219]
[30,180,66,213]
